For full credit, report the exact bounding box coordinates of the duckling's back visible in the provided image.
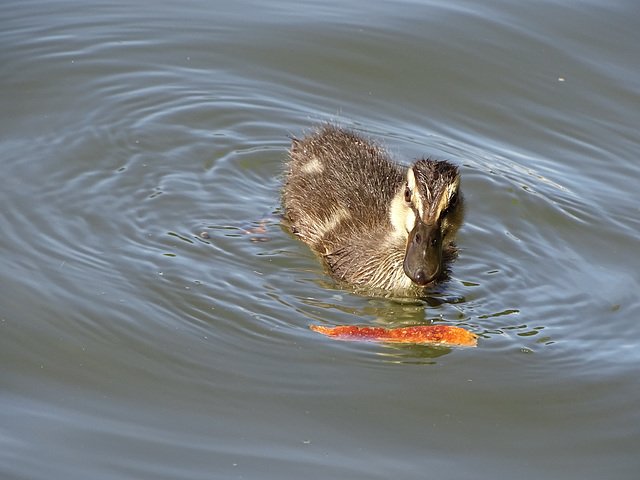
[283,125,404,255]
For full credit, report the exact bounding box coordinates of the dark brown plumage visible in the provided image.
[282,125,464,293]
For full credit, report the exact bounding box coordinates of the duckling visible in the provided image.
[282,125,464,293]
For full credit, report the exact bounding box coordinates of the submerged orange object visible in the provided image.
[310,324,477,347]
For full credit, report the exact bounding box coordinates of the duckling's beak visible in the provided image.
[403,220,443,286]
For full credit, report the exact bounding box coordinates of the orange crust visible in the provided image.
[310,324,477,347]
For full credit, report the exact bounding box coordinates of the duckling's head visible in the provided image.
[390,159,464,287]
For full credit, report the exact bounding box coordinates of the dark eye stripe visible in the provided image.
[441,192,459,217]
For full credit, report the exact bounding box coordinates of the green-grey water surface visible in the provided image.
[2,0,640,479]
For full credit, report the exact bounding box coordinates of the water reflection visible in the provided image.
[4,0,640,478]
[377,343,454,363]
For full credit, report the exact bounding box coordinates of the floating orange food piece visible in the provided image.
[310,324,477,347]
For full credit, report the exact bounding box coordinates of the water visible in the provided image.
[2,0,640,478]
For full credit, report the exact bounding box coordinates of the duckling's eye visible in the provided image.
[404,186,411,203]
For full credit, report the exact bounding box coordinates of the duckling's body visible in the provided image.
[282,125,464,293]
